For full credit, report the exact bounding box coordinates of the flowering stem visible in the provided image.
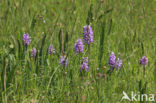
[61,29,64,56]
[87,44,90,71]
[88,44,90,54]
[4,59,8,103]
[143,66,145,76]
[26,45,28,51]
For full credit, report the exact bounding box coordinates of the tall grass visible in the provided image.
[0,0,156,102]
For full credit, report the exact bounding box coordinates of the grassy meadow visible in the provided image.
[0,0,156,102]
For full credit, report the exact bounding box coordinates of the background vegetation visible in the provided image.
[0,0,156,102]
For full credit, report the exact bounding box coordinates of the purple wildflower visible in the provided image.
[108,52,116,69]
[83,25,93,44]
[31,48,37,57]
[60,56,68,67]
[23,33,30,46]
[74,39,84,53]
[140,56,148,66]
[49,45,55,55]
[116,58,122,70]
[81,57,89,72]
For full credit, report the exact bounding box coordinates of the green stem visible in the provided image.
[143,66,145,76]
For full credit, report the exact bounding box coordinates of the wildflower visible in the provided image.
[48,45,55,55]
[31,48,37,57]
[116,58,122,70]
[81,57,89,72]
[108,52,116,69]
[43,20,46,23]
[140,56,148,66]
[74,39,84,53]
[23,33,30,46]
[60,56,68,67]
[83,25,93,44]
[97,68,100,71]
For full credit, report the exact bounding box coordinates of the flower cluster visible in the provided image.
[83,25,93,44]
[116,58,122,70]
[31,48,37,57]
[140,56,148,66]
[23,33,30,46]
[60,56,68,67]
[81,57,89,72]
[109,52,116,68]
[49,45,55,55]
[108,52,122,70]
[74,39,84,53]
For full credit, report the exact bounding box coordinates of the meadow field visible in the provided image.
[0,0,156,102]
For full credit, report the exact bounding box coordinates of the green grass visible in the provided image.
[0,0,156,102]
